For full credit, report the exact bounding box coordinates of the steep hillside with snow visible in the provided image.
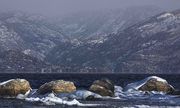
[0,50,46,72]
[47,9,180,73]
[57,6,162,41]
[0,12,68,60]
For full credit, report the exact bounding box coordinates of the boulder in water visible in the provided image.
[0,79,31,97]
[124,76,174,93]
[37,80,76,95]
[89,78,114,97]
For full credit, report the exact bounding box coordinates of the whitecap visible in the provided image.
[21,92,101,106]
[71,90,102,100]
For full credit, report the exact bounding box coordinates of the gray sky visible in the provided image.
[0,0,180,17]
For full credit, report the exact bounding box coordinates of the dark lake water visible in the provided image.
[0,73,180,108]
[0,73,180,89]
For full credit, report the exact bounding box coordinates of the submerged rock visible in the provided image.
[0,79,31,97]
[89,78,114,97]
[124,76,174,93]
[37,80,76,95]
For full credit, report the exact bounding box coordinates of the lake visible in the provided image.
[0,73,180,108]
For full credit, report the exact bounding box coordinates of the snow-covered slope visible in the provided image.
[0,12,68,60]
[0,50,46,72]
[57,6,162,41]
[47,9,180,73]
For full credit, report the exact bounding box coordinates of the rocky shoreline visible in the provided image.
[0,76,179,106]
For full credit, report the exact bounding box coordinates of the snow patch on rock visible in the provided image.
[124,76,167,92]
[0,79,13,86]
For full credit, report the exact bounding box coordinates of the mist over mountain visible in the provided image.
[0,0,180,17]
[0,2,180,73]
[57,6,162,40]
[47,9,180,73]
[0,12,68,60]
[0,50,46,72]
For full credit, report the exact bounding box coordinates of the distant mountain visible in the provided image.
[47,9,180,73]
[2,7,179,73]
[0,50,46,72]
[0,12,68,60]
[57,6,162,41]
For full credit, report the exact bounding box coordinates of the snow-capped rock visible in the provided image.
[124,76,174,93]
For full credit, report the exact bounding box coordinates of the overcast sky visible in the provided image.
[0,0,180,17]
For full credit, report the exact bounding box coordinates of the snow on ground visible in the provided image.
[157,13,174,19]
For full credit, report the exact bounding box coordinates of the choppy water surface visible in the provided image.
[0,73,180,108]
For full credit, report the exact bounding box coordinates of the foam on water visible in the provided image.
[3,76,178,107]
[16,90,31,99]
[19,91,101,106]
[133,105,180,108]
[11,88,180,107]
[71,90,102,99]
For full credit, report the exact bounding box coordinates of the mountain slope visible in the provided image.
[47,9,180,73]
[57,6,162,41]
[0,50,46,72]
[0,12,68,60]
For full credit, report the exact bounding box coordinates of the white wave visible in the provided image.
[16,90,31,99]
[114,85,180,106]
[115,85,173,100]
[22,93,101,106]
[134,105,180,108]
[10,87,180,107]
[11,76,179,106]
[71,90,102,100]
